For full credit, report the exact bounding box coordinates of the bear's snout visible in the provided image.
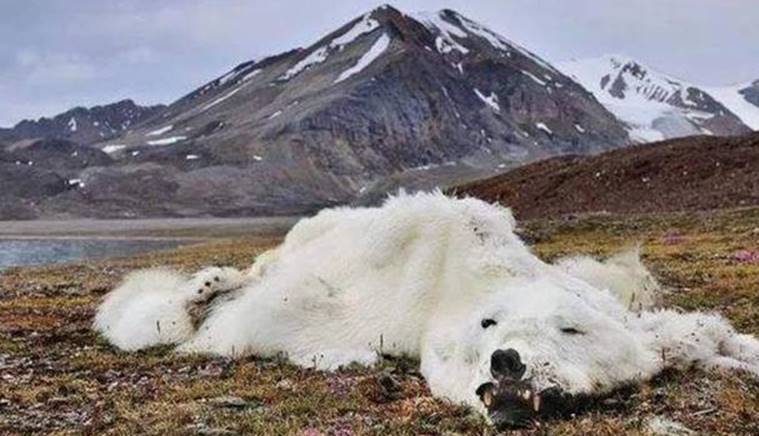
[478,349,539,428]
[491,348,526,380]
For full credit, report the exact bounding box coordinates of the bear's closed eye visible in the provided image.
[560,327,585,335]
[481,319,497,329]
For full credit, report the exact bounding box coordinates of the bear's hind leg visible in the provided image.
[94,268,191,351]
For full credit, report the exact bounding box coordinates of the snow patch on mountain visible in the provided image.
[335,34,390,83]
[413,11,469,55]
[522,70,547,86]
[332,13,380,47]
[706,83,759,129]
[147,125,173,136]
[241,69,261,81]
[452,11,559,73]
[103,144,126,154]
[536,122,553,134]
[281,12,380,80]
[282,47,329,80]
[218,69,240,86]
[147,136,186,146]
[412,10,563,79]
[203,87,242,111]
[474,88,500,112]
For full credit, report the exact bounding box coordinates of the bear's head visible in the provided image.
[422,275,659,428]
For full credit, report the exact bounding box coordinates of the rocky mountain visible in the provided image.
[46,5,627,219]
[0,99,166,147]
[557,55,753,142]
[0,139,114,219]
[455,131,759,219]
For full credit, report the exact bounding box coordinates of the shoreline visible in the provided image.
[0,216,303,238]
[0,217,299,271]
[0,235,210,241]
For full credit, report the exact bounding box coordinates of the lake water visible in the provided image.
[0,238,186,271]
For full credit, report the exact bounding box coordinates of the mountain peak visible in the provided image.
[368,3,400,15]
[558,55,751,141]
[601,53,637,67]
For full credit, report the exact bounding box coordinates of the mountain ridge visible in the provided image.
[0,99,166,148]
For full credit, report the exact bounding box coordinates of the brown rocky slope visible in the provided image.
[455,132,759,219]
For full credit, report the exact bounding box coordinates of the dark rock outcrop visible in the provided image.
[741,80,759,107]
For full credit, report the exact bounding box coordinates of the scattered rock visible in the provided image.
[207,395,257,409]
[361,369,403,403]
[275,379,293,390]
[377,370,402,398]
[184,423,237,435]
[645,415,694,435]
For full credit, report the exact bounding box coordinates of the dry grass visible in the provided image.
[1,209,759,435]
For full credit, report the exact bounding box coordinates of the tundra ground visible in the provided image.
[1,208,758,435]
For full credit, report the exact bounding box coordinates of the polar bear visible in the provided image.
[94,192,759,428]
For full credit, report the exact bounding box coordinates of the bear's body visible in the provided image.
[180,193,543,368]
[95,192,759,426]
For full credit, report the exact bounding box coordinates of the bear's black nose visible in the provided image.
[491,348,526,380]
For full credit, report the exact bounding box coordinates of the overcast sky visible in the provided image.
[1,0,757,126]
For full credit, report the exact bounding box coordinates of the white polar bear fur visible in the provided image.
[94,191,759,418]
[94,267,246,351]
[554,247,663,312]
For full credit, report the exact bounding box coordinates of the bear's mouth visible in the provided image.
[477,349,645,428]
[476,380,576,428]
[476,348,577,428]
